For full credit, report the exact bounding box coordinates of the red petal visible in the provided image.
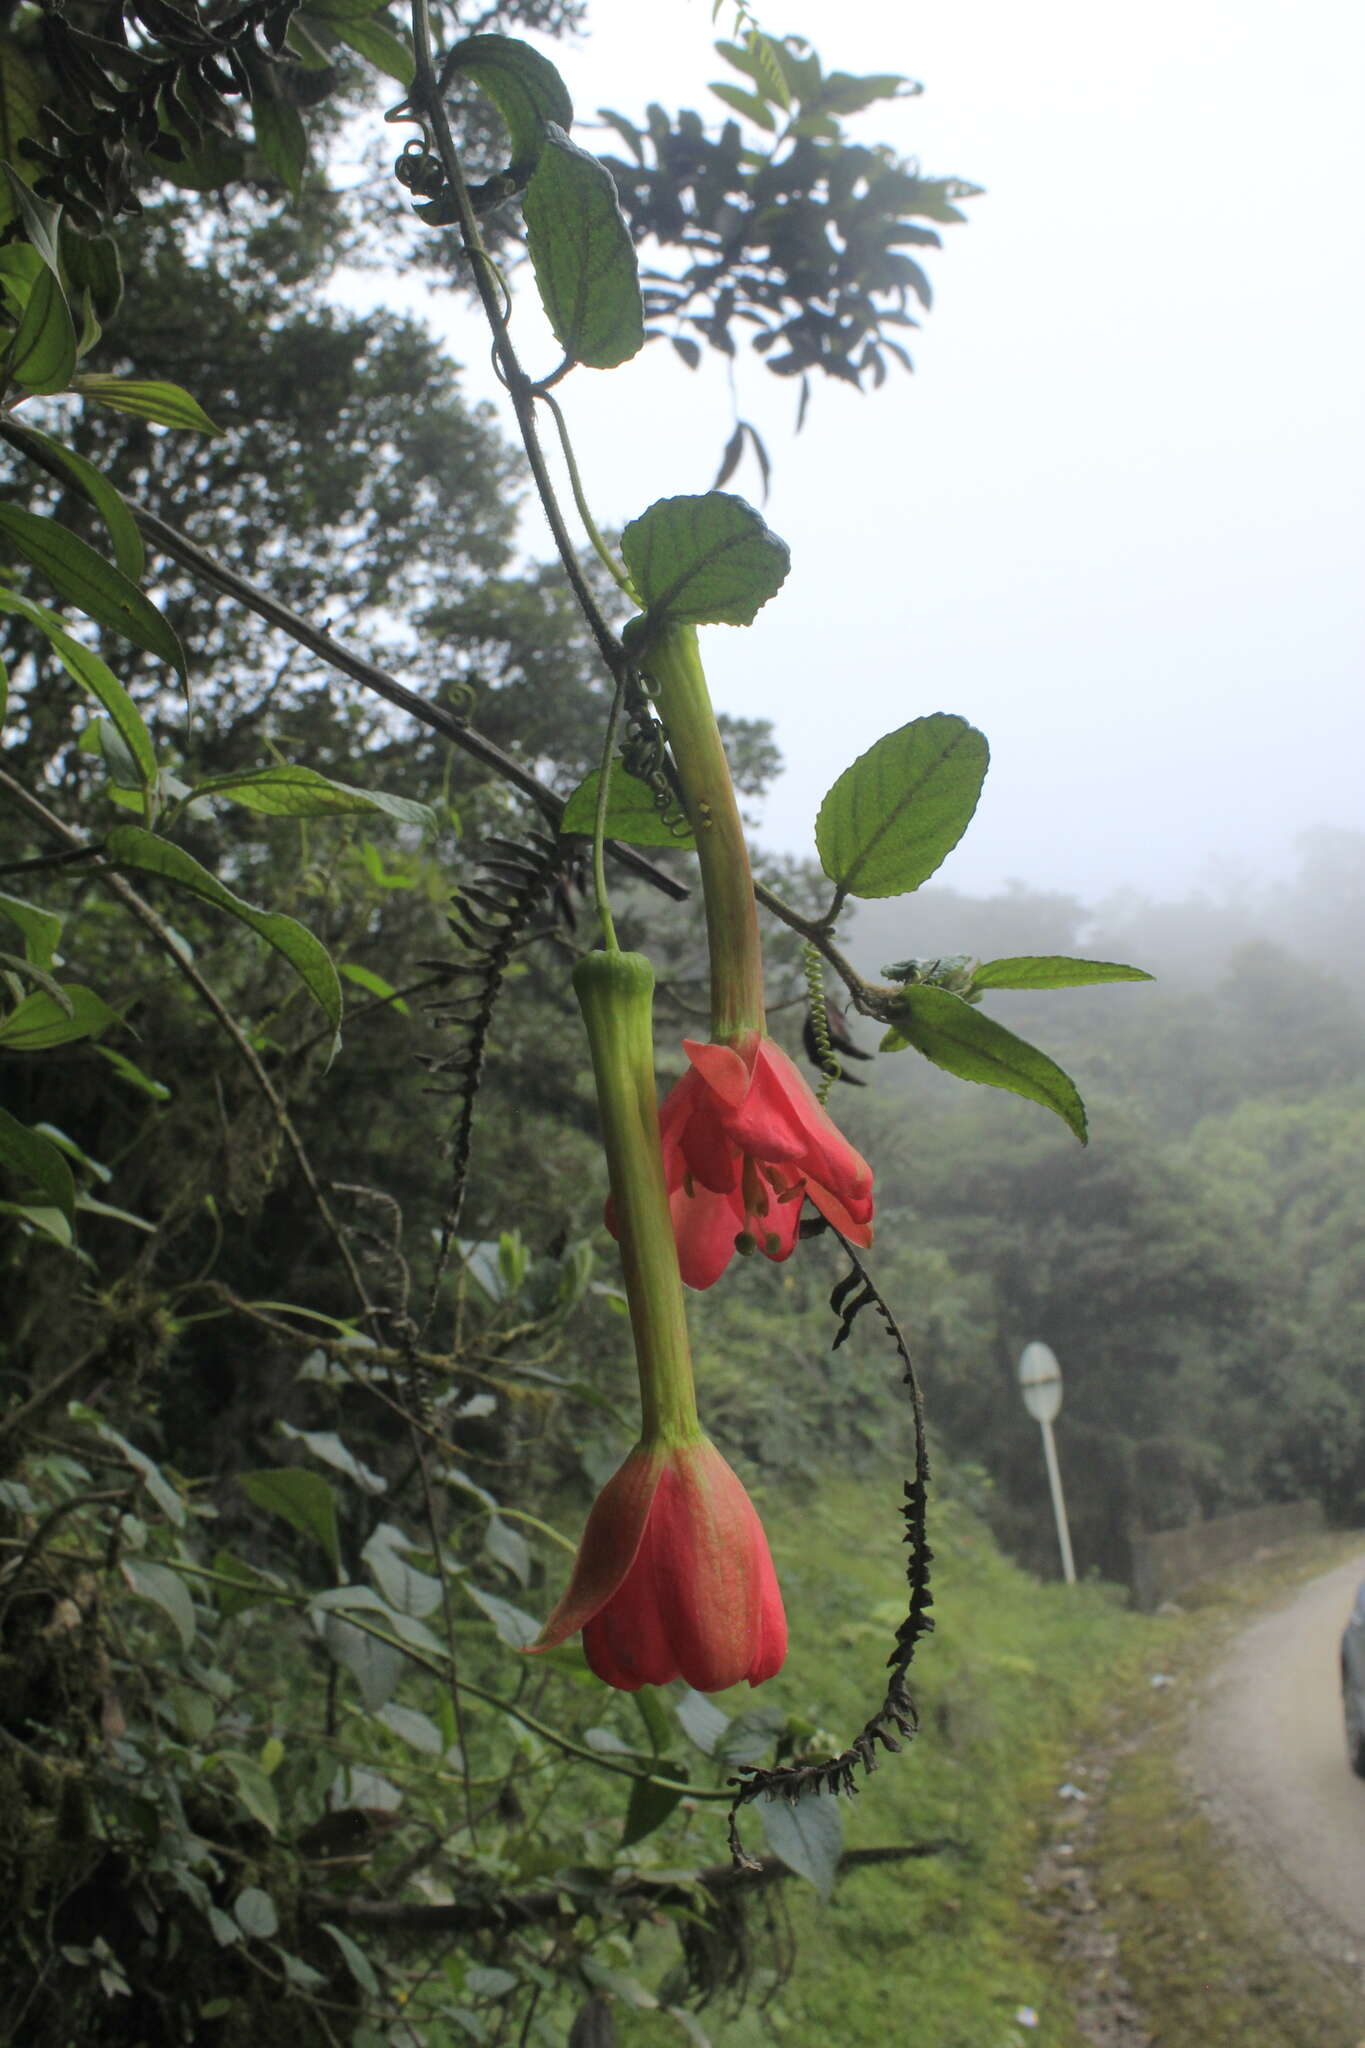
[745,1040,874,1206]
[670,1182,744,1290]
[805,1178,874,1246]
[530,1447,664,1651]
[683,1038,751,1108]
[583,1515,682,1690]
[649,1443,786,1693]
[679,1102,738,1193]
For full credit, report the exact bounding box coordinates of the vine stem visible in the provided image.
[405,0,627,684]
[590,674,628,949]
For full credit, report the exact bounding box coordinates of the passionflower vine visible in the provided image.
[621,617,874,1286]
[533,1433,786,1691]
[533,946,787,1691]
[656,1034,874,1291]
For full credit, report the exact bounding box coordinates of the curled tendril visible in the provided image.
[394,133,447,198]
[619,671,691,838]
[802,943,841,1103]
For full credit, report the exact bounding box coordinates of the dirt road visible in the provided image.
[1185,1547,1365,1977]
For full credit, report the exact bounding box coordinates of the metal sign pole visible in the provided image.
[1018,1339,1078,1586]
[1038,1413,1076,1585]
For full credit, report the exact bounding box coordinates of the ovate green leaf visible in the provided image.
[105,827,341,1051]
[464,1580,540,1649]
[621,492,790,627]
[0,508,187,682]
[240,1466,340,1568]
[0,984,119,1049]
[971,954,1152,992]
[121,1558,196,1651]
[331,13,414,83]
[188,763,435,827]
[0,889,62,970]
[882,984,1088,1142]
[0,1106,76,1222]
[0,590,156,784]
[623,1772,686,1846]
[758,1787,843,1900]
[524,126,644,368]
[6,265,77,394]
[815,714,988,899]
[232,1880,280,1930]
[560,762,695,848]
[0,60,45,233]
[448,33,573,171]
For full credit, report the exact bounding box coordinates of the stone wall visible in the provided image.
[1129,1500,1325,1611]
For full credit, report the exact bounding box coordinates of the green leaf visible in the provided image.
[0,984,119,1049]
[0,508,187,683]
[882,984,1088,1142]
[675,1687,730,1757]
[0,59,45,235]
[971,954,1153,992]
[484,1513,531,1587]
[317,1606,405,1710]
[104,827,342,1052]
[449,33,573,171]
[0,889,62,970]
[377,1702,443,1754]
[211,1549,282,1618]
[240,1466,341,1568]
[320,1921,380,1998]
[96,1045,171,1101]
[3,167,61,274]
[78,1412,185,1525]
[0,1200,72,1246]
[60,226,123,325]
[621,493,791,627]
[188,763,435,827]
[815,713,988,900]
[251,89,308,197]
[464,1580,540,1649]
[6,265,77,394]
[232,1881,280,1932]
[338,962,409,1014]
[277,1421,385,1496]
[623,1771,686,1846]
[0,590,156,785]
[0,1106,76,1222]
[361,1523,443,1618]
[708,81,776,129]
[331,13,414,83]
[560,762,695,848]
[524,126,644,369]
[73,374,224,437]
[121,1558,196,1651]
[3,423,145,579]
[758,1789,843,1900]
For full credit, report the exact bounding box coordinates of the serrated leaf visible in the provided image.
[0,1106,76,1222]
[240,1466,340,1567]
[815,713,988,900]
[464,1580,540,1648]
[121,1558,196,1651]
[0,508,187,681]
[525,126,644,369]
[0,889,61,970]
[0,983,119,1049]
[105,827,341,1051]
[622,493,790,627]
[331,13,413,83]
[188,762,435,827]
[3,424,145,579]
[758,1788,843,1899]
[560,762,695,848]
[971,954,1152,992]
[232,1881,279,1933]
[6,265,77,394]
[884,984,1088,1141]
[74,373,224,436]
[449,33,573,170]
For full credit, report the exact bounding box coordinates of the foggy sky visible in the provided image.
[343,0,1365,903]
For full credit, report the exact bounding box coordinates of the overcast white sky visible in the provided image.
[350,0,1365,903]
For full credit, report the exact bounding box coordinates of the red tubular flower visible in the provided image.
[532,1435,786,1692]
[654,1035,875,1290]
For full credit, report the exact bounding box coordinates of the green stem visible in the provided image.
[591,676,626,951]
[635,622,766,1042]
[572,950,701,1443]
[539,390,637,601]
